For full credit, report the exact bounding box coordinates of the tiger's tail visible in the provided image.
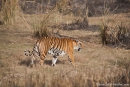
[24,50,33,56]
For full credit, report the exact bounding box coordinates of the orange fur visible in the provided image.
[26,36,82,67]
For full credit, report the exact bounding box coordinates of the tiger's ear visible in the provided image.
[78,41,82,47]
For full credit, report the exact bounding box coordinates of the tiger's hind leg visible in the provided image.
[52,55,58,66]
[30,56,36,67]
[40,53,46,65]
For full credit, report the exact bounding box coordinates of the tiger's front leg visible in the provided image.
[52,55,58,66]
[68,52,75,67]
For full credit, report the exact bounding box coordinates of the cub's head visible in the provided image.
[73,40,82,51]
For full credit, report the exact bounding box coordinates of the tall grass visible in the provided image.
[1,0,19,25]
[32,0,89,38]
[33,13,51,38]
[0,65,129,87]
[32,2,58,38]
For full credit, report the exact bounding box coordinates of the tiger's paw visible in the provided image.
[71,62,76,68]
[51,64,56,67]
[29,63,34,68]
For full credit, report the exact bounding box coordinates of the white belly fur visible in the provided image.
[60,51,66,56]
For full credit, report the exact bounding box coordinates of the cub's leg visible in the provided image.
[52,55,58,66]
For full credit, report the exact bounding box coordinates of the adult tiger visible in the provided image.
[24,36,82,67]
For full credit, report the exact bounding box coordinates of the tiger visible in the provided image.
[24,36,82,67]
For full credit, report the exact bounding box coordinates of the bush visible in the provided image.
[100,22,130,48]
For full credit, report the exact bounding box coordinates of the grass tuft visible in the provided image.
[1,0,19,25]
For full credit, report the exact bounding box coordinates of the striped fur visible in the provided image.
[24,36,82,67]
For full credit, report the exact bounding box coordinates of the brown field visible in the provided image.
[0,0,130,87]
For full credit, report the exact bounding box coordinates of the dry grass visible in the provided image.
[0,13,130,86]
[1,0,19,25]
[99,14,130,48]
[0,1,130,87]
[91,0,130,47]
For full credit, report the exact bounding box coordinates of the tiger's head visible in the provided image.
[73,40,82,51]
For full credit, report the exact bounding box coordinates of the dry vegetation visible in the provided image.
[0,0,130,87]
